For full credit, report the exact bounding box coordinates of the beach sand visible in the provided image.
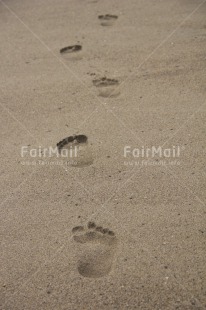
[0,0,206,309]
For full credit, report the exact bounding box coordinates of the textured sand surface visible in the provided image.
[0,0,206,309]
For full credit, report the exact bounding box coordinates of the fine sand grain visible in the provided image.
[0,0,206,309]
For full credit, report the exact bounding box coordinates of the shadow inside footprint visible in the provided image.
[98,14,118,26]
[60,45,83,60]
[72,222,117,278]
[57,134,93,167]
[93,77,120,98]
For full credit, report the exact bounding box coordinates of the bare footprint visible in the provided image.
[72,222,118,278]
[60,44,83,60]
[98,14,118,26]
[93,77,120,98]
[57,134,93,167]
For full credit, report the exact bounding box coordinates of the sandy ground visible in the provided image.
[0,0,206,309]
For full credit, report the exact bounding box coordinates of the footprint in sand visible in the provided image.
[60,44,83,60]
[72,222,118,278]
[93,77,120,98]
[57,134,93,167]
[98,14,118,26]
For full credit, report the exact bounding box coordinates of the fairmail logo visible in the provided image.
[124,146,181,158]
[21,146,78,158]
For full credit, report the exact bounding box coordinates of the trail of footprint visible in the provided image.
[93,77,120,98]
[98,14,118,26]
[60,45,83,60]
[72,222,118,278]
[57,134,93,167]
